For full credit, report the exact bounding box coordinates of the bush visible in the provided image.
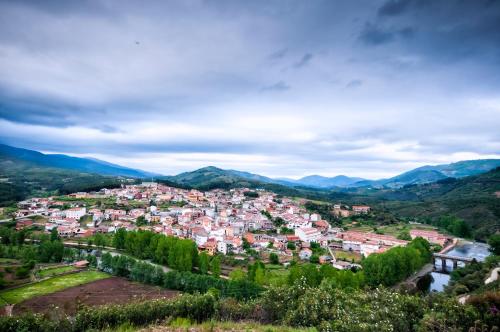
[15,266,30,279]
[74,293,217,331]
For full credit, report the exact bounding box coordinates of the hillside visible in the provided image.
[0,154,125,206]
[163,166,355,202]
[382,167,500,240]
[352,159,500,188]
[0,144,158,178]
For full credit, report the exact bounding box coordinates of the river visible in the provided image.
[427,241,490,292]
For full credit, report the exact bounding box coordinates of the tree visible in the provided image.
[244,191,259,198]
[242,238,251,250]
[274,217,285,227]
[199,252,209,274]
[136,216,147,226]
[280,227,294,235]
[113,228,127,249]
[488,234,500,255]
[397,230,412,241]
[50,227,60,242]
[229,267,246,281]
[210,255,221,278]
[287,241,296,250]
[94,233,106,248]
[269,252,279,265]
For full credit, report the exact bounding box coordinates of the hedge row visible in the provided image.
[0,293,217,332]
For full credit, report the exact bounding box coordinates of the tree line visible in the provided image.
[362,237,432,287]
[99,252,262,300]
[112,229,199,272]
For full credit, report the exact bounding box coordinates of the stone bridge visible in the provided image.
[432,253,475,271]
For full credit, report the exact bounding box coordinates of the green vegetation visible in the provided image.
[198,252,209,274]
[0,225,497,331]
[37,265,76,278]
[488,234,500,255]
[304,201,339,225]
[160,320,316,332]
[0,227,67,264]
[117,230,198,272]
[380,167,500,240]
[362,237,431,287]
[332,249,361,263]
[0,155,124,206]
[1,280,497,332]
[209,255,221,278]
[0,270,110,304]
[243,191,259,198]
[446,255,500,296]
[100,252,262,300]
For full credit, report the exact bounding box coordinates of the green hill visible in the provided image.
[381,167,500,240]
[0,144,158,178]
[0,154,125,206]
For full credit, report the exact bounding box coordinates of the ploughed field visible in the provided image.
[12,277,179,315]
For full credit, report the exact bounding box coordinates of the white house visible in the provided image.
[295,227,322,243]
[299,248,313,260]
[217,240,228,255]
[65,207,86,219]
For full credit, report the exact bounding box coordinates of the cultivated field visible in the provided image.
[12,277,179,315]
[0,270,110,305]
[37,265,77,278]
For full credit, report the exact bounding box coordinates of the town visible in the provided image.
[13,181,452,270]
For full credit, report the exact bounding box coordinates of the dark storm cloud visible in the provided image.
[0,94,81,127]
[359,23,394,45]
[367,0,500,64]
[293,53,313,68]
[377,0,413,16]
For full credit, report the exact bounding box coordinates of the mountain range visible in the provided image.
[1,143,500,189]
[1,143,499,239]
[0,144,158,179]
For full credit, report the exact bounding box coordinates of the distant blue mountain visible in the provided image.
[0,144,160,178]
[349,159,500,188]
[2,143,498,188]
[277,175,366,188]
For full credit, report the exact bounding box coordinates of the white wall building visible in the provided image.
[65,207,86,219]
[295,227,322,243]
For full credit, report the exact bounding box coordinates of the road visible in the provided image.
[397,263,434,288]
[61,241,173,273]
[0,214,39,223]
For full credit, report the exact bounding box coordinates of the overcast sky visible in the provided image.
[1,0,500,179]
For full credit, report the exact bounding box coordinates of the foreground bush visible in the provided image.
[0,283,496,332]
[73,293,216,331]
[0,293,217,332]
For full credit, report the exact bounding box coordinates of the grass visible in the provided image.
[344,221,439,237]
[333,250,361,263]
[0,270,110,304]
[38,265,77,278]
[0,258,18,264]
[131,319,318,332]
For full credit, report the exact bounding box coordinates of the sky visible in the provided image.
[1,0,500,179]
